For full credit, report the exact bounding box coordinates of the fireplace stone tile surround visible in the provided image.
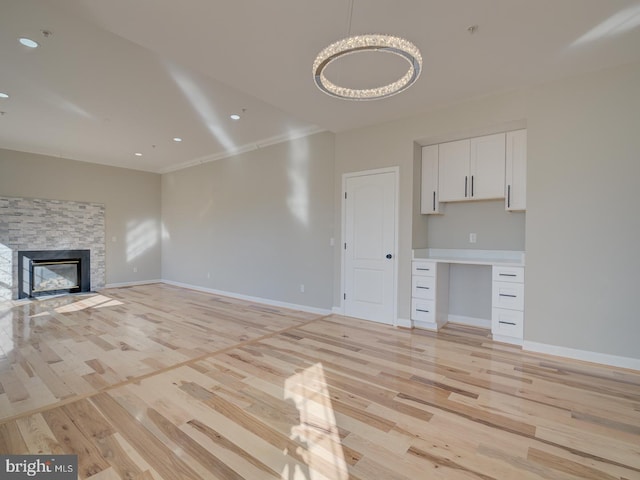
[0,196,105,300]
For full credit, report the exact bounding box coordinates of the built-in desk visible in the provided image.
[411,249,525,344]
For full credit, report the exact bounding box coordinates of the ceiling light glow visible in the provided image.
[173,137,183,142]
[19,37,39,48]
[134,152,143,157]
[230,114,240,120]
[0,93,8,99]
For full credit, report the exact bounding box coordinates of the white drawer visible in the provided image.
[492,266,524,283]
[412,275,435,300]
[411,298,435,322]
[492,281,525,311]
[492,308,524,339]
[412,260,436,277]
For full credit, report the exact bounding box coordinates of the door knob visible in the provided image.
[386,254,393,259]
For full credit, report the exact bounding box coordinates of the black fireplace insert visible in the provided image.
[18,249,91,299]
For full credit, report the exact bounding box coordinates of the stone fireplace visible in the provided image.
[0,196,105,300]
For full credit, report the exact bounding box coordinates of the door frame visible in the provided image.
[339,166,399,326]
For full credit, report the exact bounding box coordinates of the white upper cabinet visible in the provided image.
[470,133,506,200]
[438,139,470,202]
[421,145,442,214]
[505,129,527,211]
[438,133,506,202]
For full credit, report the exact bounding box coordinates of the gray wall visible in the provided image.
[525,62,640,358]
[161,131,335,310]
[334,92,529,324]
[334,61,640,360]
[2,61,638,362]
[425,201,525,250]
[0,149,162,285]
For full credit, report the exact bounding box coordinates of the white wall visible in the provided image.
[334,61,640,360]
[0,149,162,285]
[161,132,335,310]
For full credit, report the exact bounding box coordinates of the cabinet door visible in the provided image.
[505,129,527,211]
[470,133,506,200]
[421,145,441,214]
[438,139,470,202]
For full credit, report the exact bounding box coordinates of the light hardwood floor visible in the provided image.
[1,284,639,479]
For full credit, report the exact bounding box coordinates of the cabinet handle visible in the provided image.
[416,286,430,290]
[416,308,430,313]
[471,175,474,197]
[499,273,517,277]
[507,184,511,208]
[432,191,436,211]
[465,176,468,197]
[499,293,517,298]
[499,320,517,326]
[416,268,431,271]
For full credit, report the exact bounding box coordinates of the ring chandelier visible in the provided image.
[312,34,422,100]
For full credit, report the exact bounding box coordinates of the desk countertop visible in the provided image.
[412,248,525,267]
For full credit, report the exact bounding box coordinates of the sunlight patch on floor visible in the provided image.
[284,362,348,480]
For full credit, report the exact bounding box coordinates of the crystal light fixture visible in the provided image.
[313,34,422,100]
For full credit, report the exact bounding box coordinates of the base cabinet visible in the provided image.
[411,260,449,330]
[491,265,525,344]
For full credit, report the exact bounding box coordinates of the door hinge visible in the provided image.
[344,192,347,199]
[343,293,346,300]
[344,242,347,250]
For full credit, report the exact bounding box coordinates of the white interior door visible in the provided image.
[343,170,396,324]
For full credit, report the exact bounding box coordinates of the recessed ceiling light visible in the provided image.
[19,37,39,48]
[134,152,143,157]
[0,93,8,99]
[230,114,240,120]
[173,137,183,142]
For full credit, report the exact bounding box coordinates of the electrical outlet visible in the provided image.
[469,233,477,243]
[207,272,211,279]
[133,266,138,273]
[300,284,305,293]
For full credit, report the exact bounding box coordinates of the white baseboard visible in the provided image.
[103,279,162,289]
[493,334,523,346]
[413,319,441,331]
[523,341,640,371]
[332,306,344,315]
[448,314,491,329]
[161,279,332,316]
[395,317,412,329]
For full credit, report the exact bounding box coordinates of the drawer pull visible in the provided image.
[416,308,430,313]
[416,268,431,271]
[499,320,517,326]
[416,286,430,290]
[499,273,517,277]
[499,294,517,298]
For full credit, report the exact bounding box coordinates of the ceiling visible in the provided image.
[1,0,640,173]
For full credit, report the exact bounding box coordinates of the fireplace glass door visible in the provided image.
[32,260,80,293]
